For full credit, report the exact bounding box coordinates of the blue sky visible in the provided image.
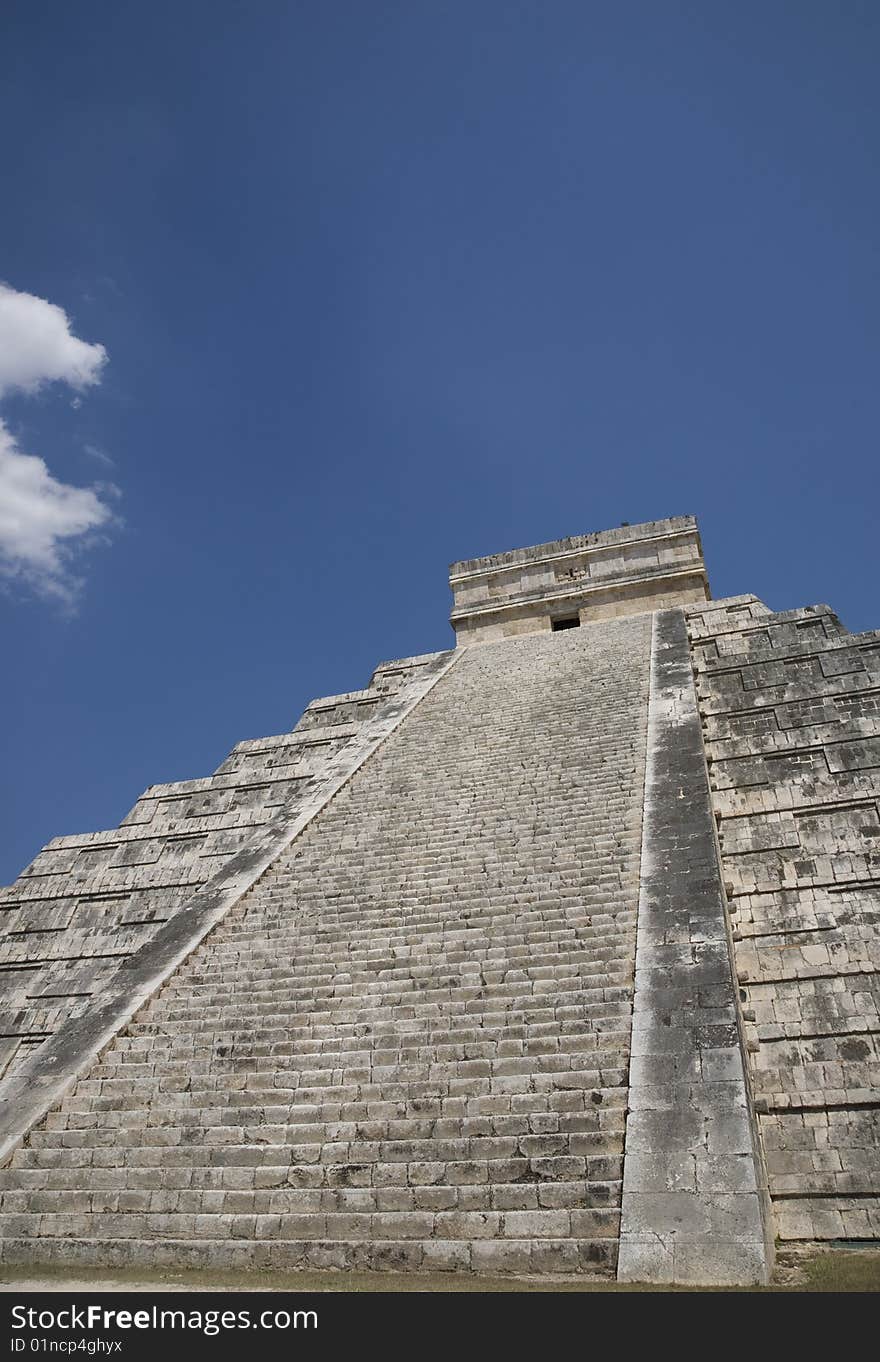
[1,1,877,882]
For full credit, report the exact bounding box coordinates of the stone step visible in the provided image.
[0,1207,621,1242]
[174,946,634,976]
[102,1034,631,1066]
[129,1020,628,1048]
[135,982,633,1026]
[0,1179,622,1215]
[213,914,637,937]
[59,1088,620,1123]
[11,1146,623,1183]
[60,1054,629,1105]
[112,1018,634,1046]
[0,1235,619,1275]
[142,976,634,1007]
[47,1103,627,1141]
[0,1169,620,1206]
[111,1020,631,1052]
[194,928,635,958]
[22,1130,625,1170]
[162,938,637,982]
[61,1071,628,1115]
[143,978,633,1021]
[79,1060,629,1092]
[171,930,639,966]
[44,1073,632,1105]
[80,1049,630,1082]
[17,1100,624,1144]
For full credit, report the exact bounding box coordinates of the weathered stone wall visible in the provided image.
[687,596,880,1245]
[0,653,442,1090]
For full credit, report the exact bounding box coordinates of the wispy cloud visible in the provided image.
[0,282,115,604]
[83,442,116,470]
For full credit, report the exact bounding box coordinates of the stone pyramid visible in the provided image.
[0,516,877,1285]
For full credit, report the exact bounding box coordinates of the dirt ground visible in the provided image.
[1,1249,878,1292]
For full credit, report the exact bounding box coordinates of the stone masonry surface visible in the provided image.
[0,617,652,1275]
[687,597,880,1245]
[618,611,768,1285]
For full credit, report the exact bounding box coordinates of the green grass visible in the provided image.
[796,1250,880,1293]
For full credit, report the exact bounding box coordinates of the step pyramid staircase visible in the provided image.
[0,620,650,1274]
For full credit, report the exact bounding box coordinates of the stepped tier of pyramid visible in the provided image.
[0,517,876,1285]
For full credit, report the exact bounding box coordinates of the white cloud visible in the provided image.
[0,421,113,602]
[0,282,107,398]
[0,283,114,603]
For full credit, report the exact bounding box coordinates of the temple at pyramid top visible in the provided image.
[448,514,710,644]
